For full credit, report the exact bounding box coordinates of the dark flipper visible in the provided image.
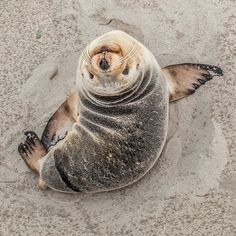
[162,63,223,102]
[18,131,47,173]
[41,91,78,149]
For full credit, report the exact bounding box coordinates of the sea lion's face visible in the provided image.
[78,31,143,96]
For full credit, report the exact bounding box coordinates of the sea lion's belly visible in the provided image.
[54,79,169,193]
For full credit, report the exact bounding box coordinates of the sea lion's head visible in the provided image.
[78,31,149,96]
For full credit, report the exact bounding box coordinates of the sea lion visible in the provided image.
[18,30,223,193]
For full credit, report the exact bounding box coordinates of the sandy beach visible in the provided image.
[0,0,235,235]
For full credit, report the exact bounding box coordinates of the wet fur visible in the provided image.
[40,66,169,193]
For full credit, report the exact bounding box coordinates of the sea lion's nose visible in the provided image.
[99,58,109,70]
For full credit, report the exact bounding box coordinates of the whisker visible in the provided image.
[118,42,140,64]
[81,48,92,64]
[126,43,139,60]
[121,42,134,60]
[121,42,138,61]
[86,48,92,62]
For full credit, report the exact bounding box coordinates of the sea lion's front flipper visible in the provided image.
[41,91,78,149]
[162,63,223,102]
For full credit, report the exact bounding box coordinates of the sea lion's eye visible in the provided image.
[122,65,129,75]
[89,72,94,80]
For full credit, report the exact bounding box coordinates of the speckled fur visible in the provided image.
[40,60,169,193]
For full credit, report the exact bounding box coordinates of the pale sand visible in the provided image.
[0,0,235,235]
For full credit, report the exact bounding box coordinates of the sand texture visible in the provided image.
[0,0,235,235]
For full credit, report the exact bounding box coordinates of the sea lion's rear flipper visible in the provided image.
[41,91,78,149]
[162,63,223,102]
[18,131,47,173]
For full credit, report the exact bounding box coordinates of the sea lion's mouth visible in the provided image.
[92,44,122,56]
[94,47,119,55]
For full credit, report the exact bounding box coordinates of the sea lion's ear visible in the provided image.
[161,63,223,102]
